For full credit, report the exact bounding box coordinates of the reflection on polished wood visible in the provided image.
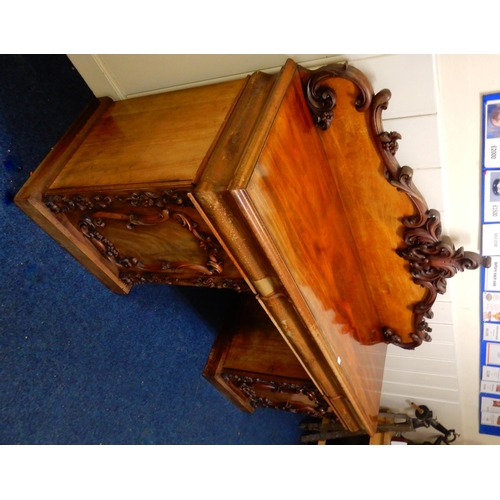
[195,60,388,432]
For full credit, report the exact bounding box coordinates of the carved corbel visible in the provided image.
[302,62,373,130]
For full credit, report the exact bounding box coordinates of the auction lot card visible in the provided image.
[484,323,500,341]
[481,381,500,394]
[482,224,500,256]
[484,171,500,222]
[485,257,500,291]
[483,292,500,322]
[485,100,500,169]
[483,365,500,381]
[482,396,500,413]
[481,412,500,426]
[487,342,500,365]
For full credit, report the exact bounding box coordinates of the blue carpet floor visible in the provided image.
[0,54,304,444]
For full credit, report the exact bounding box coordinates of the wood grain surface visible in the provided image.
[234,68,388,433]
[49,79,246,191]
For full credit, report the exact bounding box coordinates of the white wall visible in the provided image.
[67,54,339,100]
[68,54,496,443]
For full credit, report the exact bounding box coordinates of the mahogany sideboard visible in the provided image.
[15,59,489,435]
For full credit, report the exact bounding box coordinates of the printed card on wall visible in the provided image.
[483,292,500,322]
[487,342,500,365]
[485,257,500,291]
[481,396,500,413]
[484,323,500,341]
[481,412,500,427]
[485,100,500,169]
[483,365,500,381]
[481,381,500,394]
[484,171,500,222]
[482,224,500,256]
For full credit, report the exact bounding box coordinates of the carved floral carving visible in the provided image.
[115,189,194,208]
[45,189,226,283]
[44,189,193,213]
[119,272,251,292]
[221,373,332,418]
[80,218,140,269]
[79,213,223,277]
[304,65,491,349]
[44,194,112,213]
[370,90,491,349]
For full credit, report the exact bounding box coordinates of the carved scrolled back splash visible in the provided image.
[371,90,491,348]
[303,63,491,349]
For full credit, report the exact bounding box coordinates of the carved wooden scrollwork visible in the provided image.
[79,214,223,277]
[115,189,194,208]
[119,272,251,292]
[44,194,113,213]
[45,189,225,281]
[221,373,332,418]
[370,89,491,349]
[302,62,373,130]
[79,218,140,269]
[89,209,223,274]
[303,64,491,349]
[44,189,194,213]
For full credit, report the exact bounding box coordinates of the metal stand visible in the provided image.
[300,402,458,444]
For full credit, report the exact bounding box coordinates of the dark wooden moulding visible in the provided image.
[302,62,491,349]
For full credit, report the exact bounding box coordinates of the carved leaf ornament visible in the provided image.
[221,373,331,418]
[45,190,224,278]
[303,63,491,349]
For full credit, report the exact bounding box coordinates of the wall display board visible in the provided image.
[480,92,500,436]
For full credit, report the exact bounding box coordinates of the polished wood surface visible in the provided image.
[239,68,388,432]
[49,79,246,192]
[61,196,243,288]
[16,79,249,293]
[195,60,388,433]
[307,74,425,345]
[215,296,311,380]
